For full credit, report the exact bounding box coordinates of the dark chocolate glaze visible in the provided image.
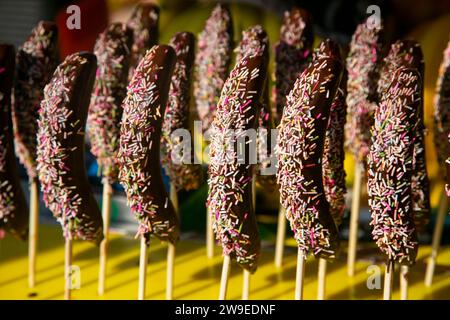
[256,74,277,191]
[37,52,103,244]
[274,7,314,124]
[0,44,29,240]
[434,43,450,180]
[368,67,419,265]
[379,40,430,232]
[322,43,348,227]
[99,22,133,107]
[277,39,343,259]
[279,8,313,48]
[87,22,133,184]
[232,52,268,272]
[13,21,58,180]
[171,31,195,130]
[119,45,179,244]
[208,45,268,272]
[302,41,342,259]
[127,3,159,78]
[162,31,203,191]
[193,3,234,132]
[234,25,276,191]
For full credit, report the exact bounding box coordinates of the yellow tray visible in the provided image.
[1,225,449,300]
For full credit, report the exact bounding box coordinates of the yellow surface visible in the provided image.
[1,225,450,300]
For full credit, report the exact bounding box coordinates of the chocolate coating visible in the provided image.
[234,25,276,190]
[208,48,268,273]
[87,23,133,184]
[322,43,348,226]
[13,21,58,180]
[127,3,159,80]
[161,32,203,191]
[345,18,384,168]
[118,45,179,244]
[276,40,343,260]
[0,44,29,240]
[37,52,103,243]
[434,40,450,181]
[379,40,430,231]
[194,3,233,132]
[368,67,419,265]
[273,7,313,124]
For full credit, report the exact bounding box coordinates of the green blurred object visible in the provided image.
[180,183,208,232]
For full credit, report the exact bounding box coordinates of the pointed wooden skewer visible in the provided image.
[242,270,250,300]
[400,265,408,300]
[425,193,448,286]
[317,258,327,300]
[347,165,362,277]
[166,184,178,300]
[274,206,286,268]
[383,260,394,300]
[219,254,231,300]
[138,236,149,300]
[64,237,73,300]
[98,181,112,295]
[241,176,256,300]
[166,243,175,300]
[295,248,305,300]
[28,178,39,288]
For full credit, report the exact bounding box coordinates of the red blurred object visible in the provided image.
[55,0,108,59]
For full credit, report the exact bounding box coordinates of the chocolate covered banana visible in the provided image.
[118,45,179,244]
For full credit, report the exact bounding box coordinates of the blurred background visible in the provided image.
[1,0,450,245]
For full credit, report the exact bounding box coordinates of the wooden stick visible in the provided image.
[274,206,286,268]
[170,184,179,214]
[317,258,327,300]
[138,236,148,300]
[218,254,231,300]
[166,185,178,300]
[400,265,408,300]
[425,193,448,286]
[238,175,255,300]
[28,178,39,288]
[166,243,175,300]
[347,165,362,277]
[64,237,73,300]
[206,207,214,258]
[295,248,305,300]
[242,269,250,300]
[383,260,394,300]
[98,181,112,295]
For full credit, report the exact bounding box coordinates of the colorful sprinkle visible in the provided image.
[194,4,233,132]
[36,52,103,243]
[12,21,58,180]
[118,45,179,244]
[276,40,342,259]
[368,67,419,265]
[87,23,133,184]
[322,53,347,226]
[207,40,267,273]
[273,7,313,124]
[127,3,159,81]
[434,39,450,185]
[345,19,383,167]
[378,40,430,231]
[0,44,28,240]
[161,32,203,191]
